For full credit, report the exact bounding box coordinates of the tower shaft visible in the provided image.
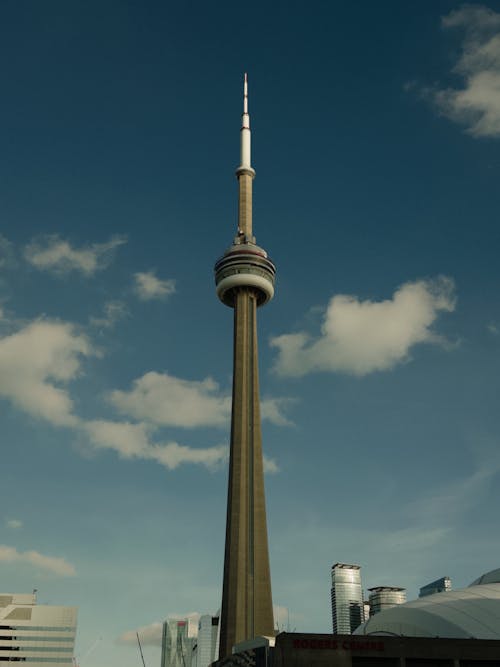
[237,173,253,237]
[219,289,274,658]
[215,75,275,660]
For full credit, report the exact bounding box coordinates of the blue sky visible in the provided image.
[2,1,500,665]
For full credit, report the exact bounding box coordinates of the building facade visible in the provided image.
[368,586,406,615]
[330,563,364,634]
[0,592,77,666]
[213,633,500,667]
[193,615,218,667]
[419,575,452,598]
[161,619,195,667]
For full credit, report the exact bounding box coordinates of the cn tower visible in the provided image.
[215,74,276,658]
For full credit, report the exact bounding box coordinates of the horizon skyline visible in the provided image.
[2,2,500,667]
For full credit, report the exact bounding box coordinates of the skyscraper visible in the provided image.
[161,619,195,667]
[214,75,276,659]
[419,576,452,598]
[330,563,364,634]
[368,586,407,615]
[0,592,77,666]
[192,615,219,667]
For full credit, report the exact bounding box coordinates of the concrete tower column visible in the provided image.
[214,75,276,659]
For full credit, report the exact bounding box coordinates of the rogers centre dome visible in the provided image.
[354,568,500,639]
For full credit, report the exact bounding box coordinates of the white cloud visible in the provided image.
[133,271,175,301]
[261,397,296,427]
[149,441,228,470]
[0,545,75,576]
[90,300,128,329]
[6,519,23,529]
[109,371,230,428]
[432,5,500,137]
[24,235,126,275]
[84,418,228,471]
[84,419,153,458]
[263,455,279,474]
[488,322,499,335]
[0,320,93,426]
[271,277,456,377]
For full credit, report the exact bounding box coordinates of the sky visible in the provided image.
[1,0,500,665]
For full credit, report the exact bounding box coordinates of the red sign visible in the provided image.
[292,638,385,652]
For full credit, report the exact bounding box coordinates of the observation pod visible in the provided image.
[214,239,276,308]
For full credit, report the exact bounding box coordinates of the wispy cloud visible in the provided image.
[90,300,128,329]
[5,519,23,529]
[150,441,228,470]
[366,448,500,575]
[83,419,228,470]
[426,5,500,137]
[263,455,279,474]
[0,545,75,576]
[24,235,126,275]
[261,397,297,427]
[117,622,163,646]
[133,271,176,301]
[408,448,500,525]
[271,277,456,377]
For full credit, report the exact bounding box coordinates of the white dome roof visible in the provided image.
[469,568,500,586]
[355,580,500,639]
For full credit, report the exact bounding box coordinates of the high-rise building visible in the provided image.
[215,75,276,658]
[368,586,407,615]
[192,615,218,667]
[0,592,77,666]
[330,563,364,634]
[161,619,195,667]
[419,576,452,598]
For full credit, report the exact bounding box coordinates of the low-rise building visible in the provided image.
[0,592,77,667]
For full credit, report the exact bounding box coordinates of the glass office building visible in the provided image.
[368,587,406,615]
[0,592,77,666]
[419,576,451,598]
[330,563,364,634]
[161,619,195,667]
[192,615,219,667]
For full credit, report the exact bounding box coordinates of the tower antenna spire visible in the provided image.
[243,72,248,116]
[239,72,252,173]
